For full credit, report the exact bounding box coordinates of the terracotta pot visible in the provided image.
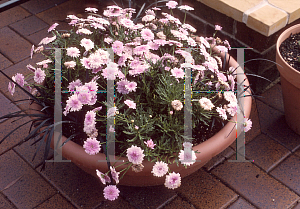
[276,24,300,135]
[29,51,252,187]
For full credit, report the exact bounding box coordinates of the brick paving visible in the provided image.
[0,0,300,208]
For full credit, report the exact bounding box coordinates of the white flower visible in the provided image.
[80,38,94,51]
[199,97,215,111]
[171,100,183,111]
[126,145,144,165]
[178,149,197,166]
[223,91,237,103]
[164,172,181,189]
[151,161,168,177]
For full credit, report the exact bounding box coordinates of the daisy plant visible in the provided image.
[0,1,253,201]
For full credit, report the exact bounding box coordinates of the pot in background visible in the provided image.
[276,24,300,135]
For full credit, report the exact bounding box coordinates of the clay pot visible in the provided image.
[29,50,252,187]
[276,24,300,135]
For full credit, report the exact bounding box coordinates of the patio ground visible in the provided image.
[1,0,300,208]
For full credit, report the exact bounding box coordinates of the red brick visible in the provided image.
[0,193,15,209]
[119,185,177,209]
[13,134,54,168]
[9,15,49,37]
[21,0,68,14]
[163,196,195,209]
[0,27,32,63]
[246,134,291,172]
[0,53,12,70]
[35,194,76,209]
[1,151,56,208]
[95,197,136,209]
[227,197,256,209]
[212,155,299,208]
[0,6,31,29]
[257,84,284,113]
[0,92,20,123]
[0,116,32,155]
[36,0,98,30]
[26,28,49,46]
[177,168,238,208]
[256,100,300,151]
[270,154,300,196]
[39,162,105,208]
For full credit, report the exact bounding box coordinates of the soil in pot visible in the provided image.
[279,32,300,71]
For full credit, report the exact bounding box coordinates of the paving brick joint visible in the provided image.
[1,0,300,208]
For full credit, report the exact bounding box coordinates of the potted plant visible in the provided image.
[276,24,300,135]
[0,1,252,201]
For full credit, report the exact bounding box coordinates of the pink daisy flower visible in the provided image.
[80,57,92,69]
[77,86,92,104]
[166,1,178,9]
[110,166,120,184]
[92,106,102,112]
[126,145,144,164]
[183,142,193,149]
[102,62,119,80]
[125,82,137,92]
[66,47,80,58]
[67,94,83,112]
[83,137,101,155]
[68,79,82,91]
[216,107,227,120]
[141,28,154,41]
[104,37,113,44]
[120,18,134,28]
[48,23,59,32]
[103,185,120,201]
[112,40,124,56]
[242,118,252,132]
[144,139,156,149]
[34,68,46,84]
[133,45,149,55]
[8,82,15,96]
[171,100,183,111]
[178,149,196,166]
[12,73,25,87]
[64,61,76,69]
[30,45,34,59]
[80,38,94,51]
[223,91,237,103]
[151,161,168,177]
[171,68,185,79]
[26,64,36,72]
[142,15,155,22]
[116,79,130,94]
[38,35,56,45]
[215,25,222,31]
[84,110,96,127]
[227,102,238,116]
[96,169,111,185]
[165,172,181,189]
[76,28,92,35]
[107,107,118,118]
[85,7,98,13]
[124,100,136,109]
[178,5,194,11]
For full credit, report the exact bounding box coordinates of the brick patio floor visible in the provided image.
[1,0,300,208]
